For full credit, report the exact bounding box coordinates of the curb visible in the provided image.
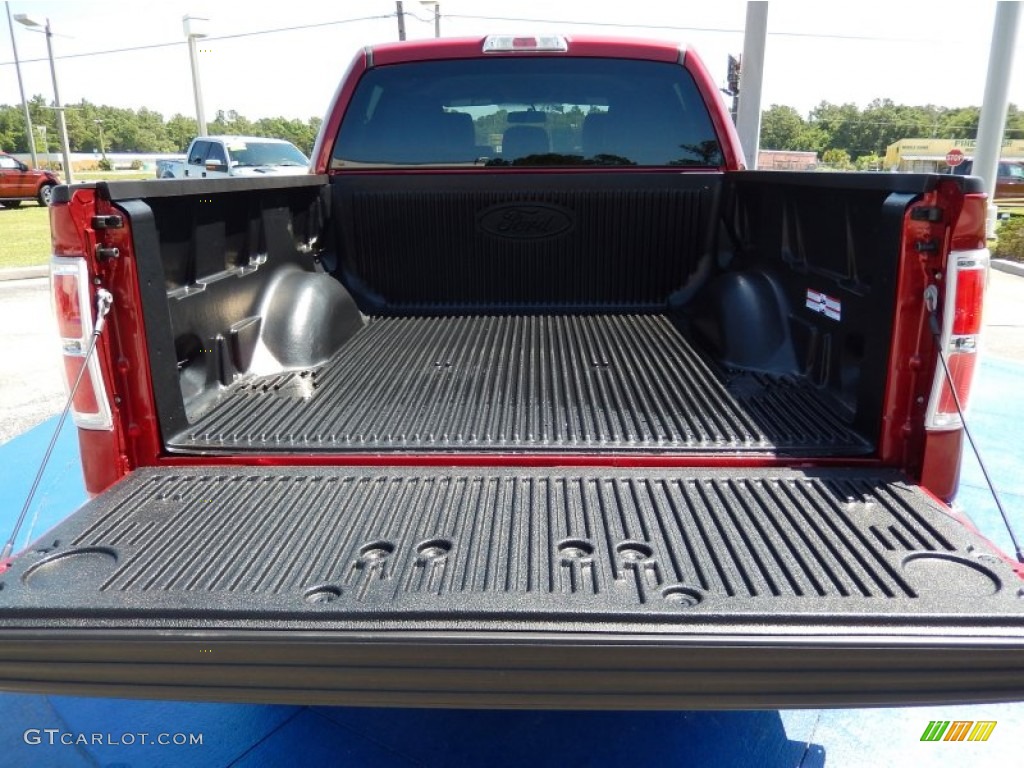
[992,259,1024,278]
[0,266,47,282]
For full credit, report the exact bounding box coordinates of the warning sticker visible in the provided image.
[806,288,841,321]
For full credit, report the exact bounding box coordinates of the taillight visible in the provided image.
[50,256,113,430]
[925,248,989,430]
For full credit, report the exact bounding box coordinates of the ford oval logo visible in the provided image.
[477,203,574,240]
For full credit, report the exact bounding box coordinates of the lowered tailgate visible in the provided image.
[1,465,1022,708]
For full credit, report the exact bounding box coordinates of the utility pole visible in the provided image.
[183,15,209,137]
[973,1,1021,237]
[396,1,406,41]
[5,1,38,168]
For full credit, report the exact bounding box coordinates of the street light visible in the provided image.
[13,13,73,184]
[183,15,209,137]
[419,0,440,38]
[4,2,38,168]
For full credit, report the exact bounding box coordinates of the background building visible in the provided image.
[757,149,818,170]
[885,138,1024,172]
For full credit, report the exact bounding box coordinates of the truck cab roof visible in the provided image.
[366,35,687,66]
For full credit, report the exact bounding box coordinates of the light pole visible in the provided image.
[5,2,38,167]
[420,0,440,38]
[14,13,73,183]
[36,124,49,169]
[183,15,209,136]
[94,119,106,162]
[734,1,768,169]
[973,1,1021,237]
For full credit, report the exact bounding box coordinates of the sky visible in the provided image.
[1,0,1023,124]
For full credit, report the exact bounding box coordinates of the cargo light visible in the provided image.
[50,256,113,430]
[925,248,989,430]
[482,35,568,53]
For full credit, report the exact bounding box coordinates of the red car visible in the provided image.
[0,152,60,207]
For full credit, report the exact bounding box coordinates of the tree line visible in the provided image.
[760,98,1024,169]
[0,95,322,157]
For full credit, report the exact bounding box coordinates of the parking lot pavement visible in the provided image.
[0,278,64,445]
[984,268,1024,361]
[957,354,1024,555]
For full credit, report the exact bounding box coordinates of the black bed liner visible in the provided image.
[1,465,1023,707]
[169,314,869,454]
[5,464,1020,622]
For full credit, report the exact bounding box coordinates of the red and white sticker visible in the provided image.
[806,289,841,321]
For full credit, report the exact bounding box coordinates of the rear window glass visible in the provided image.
[332,57,723,169]
[227,142,308,168]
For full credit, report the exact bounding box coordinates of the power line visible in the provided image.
[0,14,393,68]
[443,13,935,43]
[0,10,962,70]
[1,39,182,66]
[213,14,393,42]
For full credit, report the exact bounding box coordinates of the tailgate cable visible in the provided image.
[1,289,114,564]
[925,285,1024,564]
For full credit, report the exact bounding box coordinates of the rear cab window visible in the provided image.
[188,141,211,166]
[226,141,308,168]
[332,57,723,169]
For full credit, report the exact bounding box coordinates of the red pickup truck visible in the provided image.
[1,35,1021,708]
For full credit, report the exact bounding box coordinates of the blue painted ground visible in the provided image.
[955,356,1024,557]
[0,355,1021,767]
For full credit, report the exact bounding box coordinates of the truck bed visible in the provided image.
[170,314,868,454]
[2,465,1023,706]
[104,172,940,461]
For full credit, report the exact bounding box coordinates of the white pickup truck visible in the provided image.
[156,135,309,179]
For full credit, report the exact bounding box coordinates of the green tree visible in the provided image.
[1006,104,1023,141]
[209,109,255,136]
[857,99,933,157]
[809,101,861,155]
[166,114,197,152]
[0,104,27,152]
[855,153,883,171]
[936,106,980,139]
[821,148,853,169]
[760,105,808,150]
[993,216,1024,262]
